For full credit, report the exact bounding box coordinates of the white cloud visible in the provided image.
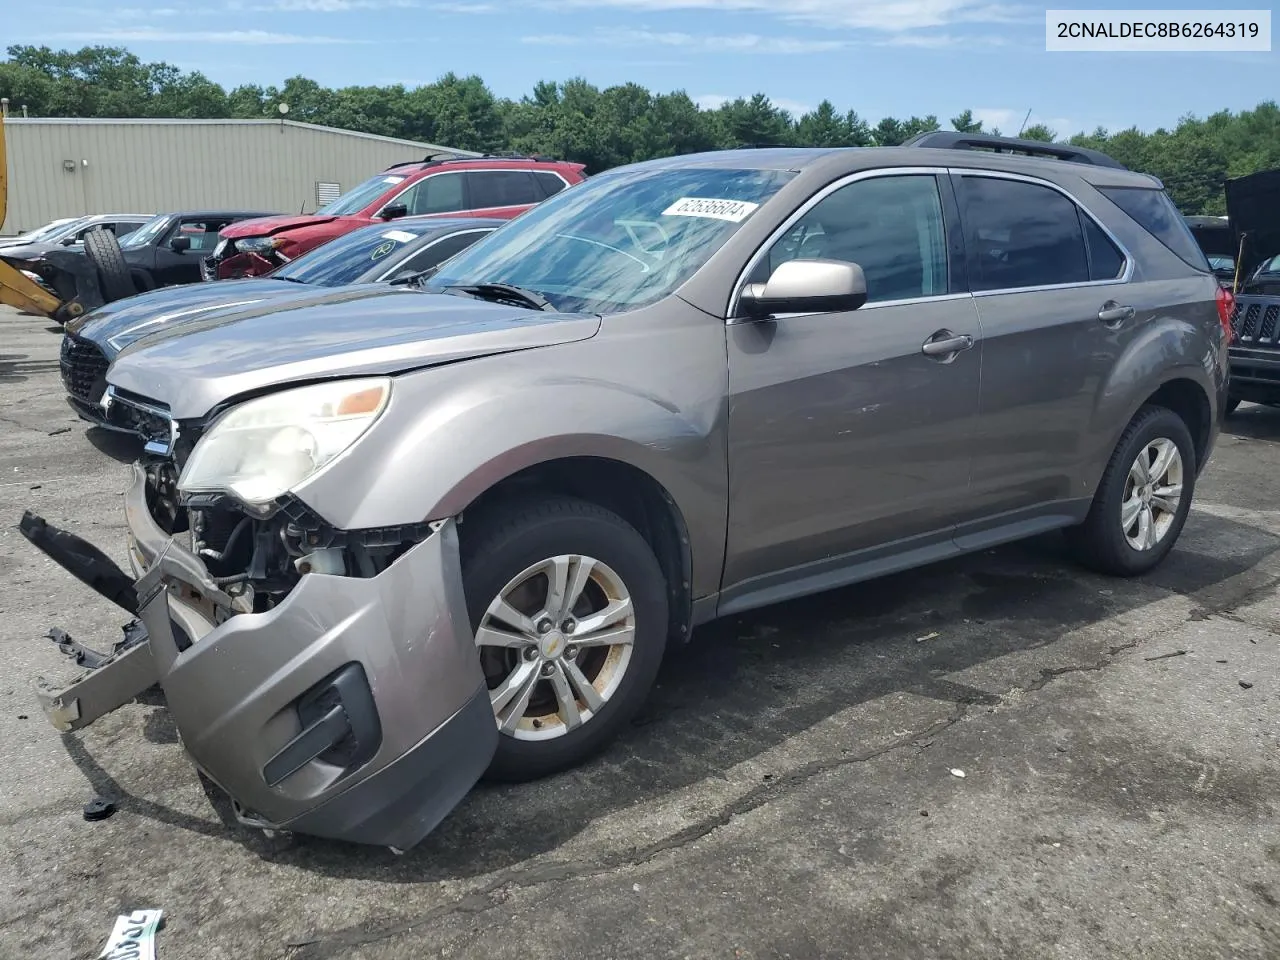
[531,0,1026,33]
[52,28,370,44]
[875,32,1006,46]
[267,0,418,9]
[523,28,847,53]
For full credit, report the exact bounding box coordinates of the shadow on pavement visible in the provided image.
[58,510,1280,881]
[86,426,146,463]
[0,353,59,385]
[1223,402,1280,441]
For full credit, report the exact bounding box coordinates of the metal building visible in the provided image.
[1,117,479,235]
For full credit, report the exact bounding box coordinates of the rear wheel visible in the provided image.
[1067,405,1195,577]
[461,497,669,782]
[82,228,136,303]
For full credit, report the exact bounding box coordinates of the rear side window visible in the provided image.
[533,171,568,198]
[957,176,1088,291]
[1098,186,1209,271]
[468,171,541,208]
[1081,214,1125,280]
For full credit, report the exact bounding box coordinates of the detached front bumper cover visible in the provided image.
[20,467,498,850]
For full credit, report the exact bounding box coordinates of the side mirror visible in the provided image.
[170,235,192,253]
[380,203,408,221]
[739,259,868,320]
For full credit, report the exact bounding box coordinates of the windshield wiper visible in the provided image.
[441,282,556,312]
[273,275,310,284]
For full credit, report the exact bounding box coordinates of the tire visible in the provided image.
[1066,405,1196,577]
[460,496,669,783]
[1225,397,1241,416]
[82,228,136,303]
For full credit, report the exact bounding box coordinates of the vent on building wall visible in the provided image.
[316,181,341,207]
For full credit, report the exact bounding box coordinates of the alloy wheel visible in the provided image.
[1121,437,1184,551]
[475,554,635,741]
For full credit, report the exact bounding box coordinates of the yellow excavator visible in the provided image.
[0,112,138,323]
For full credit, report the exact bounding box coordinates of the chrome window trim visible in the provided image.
[371,228,495,282]
[725,164,1136,324]
[727,166,955,324]
[948,168,1134,296]
[377,168,566,218]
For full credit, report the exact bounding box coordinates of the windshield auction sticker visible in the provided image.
[662,197,761,223]
[1046,9,1270,51]
[99,909,163,960]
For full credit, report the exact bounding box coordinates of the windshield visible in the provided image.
[316,174,407,216]
[427,165,795,314]
[25,218,84,243]
[1207,255,1235,271]
[120,214,172,249]
[271,220,437,286]
[1257,254,1280,276]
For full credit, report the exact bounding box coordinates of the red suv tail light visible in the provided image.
[1216,286,1236,343]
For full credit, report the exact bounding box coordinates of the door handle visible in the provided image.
[921,331,974,358]
[1098,302,1135,325]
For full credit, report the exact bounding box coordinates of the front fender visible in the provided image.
[292,320,730,597]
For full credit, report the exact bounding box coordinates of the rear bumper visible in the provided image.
[33,464,496,850]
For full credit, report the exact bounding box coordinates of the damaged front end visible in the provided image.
[23,404,495,850]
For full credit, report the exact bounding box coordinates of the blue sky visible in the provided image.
[7,0,1276,138]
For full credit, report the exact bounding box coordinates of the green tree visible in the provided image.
[950,109,983,133]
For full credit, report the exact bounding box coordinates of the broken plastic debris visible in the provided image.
[1240,680,1254,689]
[83,796,116,822]
[99,909,162,960]
[632,883,642,893]
[915,632,940,644]
[949,768,966,778]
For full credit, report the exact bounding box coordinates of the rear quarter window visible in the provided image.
[1097,186,1209,272]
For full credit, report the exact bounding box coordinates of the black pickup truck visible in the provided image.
[1205,170,1280,413]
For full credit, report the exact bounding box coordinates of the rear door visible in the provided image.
[723,170,983,600]
[952,171,1134,529]
[465,171,544,218]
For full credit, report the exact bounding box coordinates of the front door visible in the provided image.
[155,218,232,285]
[723,171,982,603]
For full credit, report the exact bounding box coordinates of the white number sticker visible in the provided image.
[381,230,416,243]
[661,197,760,223]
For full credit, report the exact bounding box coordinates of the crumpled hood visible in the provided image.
[68,279,308,358]
[107,284,601,419]
[220,214,341,239]
[0,240,67,262]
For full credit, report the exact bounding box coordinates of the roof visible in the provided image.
[627,144,1159,188]
[2,116,481,157]
[156,210,283,219]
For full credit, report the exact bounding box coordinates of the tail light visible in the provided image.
[1216,286,1236,343]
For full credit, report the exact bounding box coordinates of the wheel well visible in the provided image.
[458,457,694,643]
[1144,378,1211,468]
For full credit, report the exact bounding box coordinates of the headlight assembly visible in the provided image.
[178,378,392,505]
[235,236,284,255]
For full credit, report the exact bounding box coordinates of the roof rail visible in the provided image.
[901,130,1127,170]
[381,152,565,172]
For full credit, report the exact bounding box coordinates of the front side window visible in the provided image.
[958,176,1089,291]
[379,230,492,280]
[171,220,226,251]
[394,173,464,216]
[428,165,796,315]
[119,214,172,249]
[750,174,949,304]
[468,171,541,208]
[317,173,407,216]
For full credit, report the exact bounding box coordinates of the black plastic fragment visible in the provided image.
[83,797,116,822]
[18,511,138,614]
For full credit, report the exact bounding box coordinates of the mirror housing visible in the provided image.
[738,259,868,320]
[169,235,192,253]
[380,203,408,221]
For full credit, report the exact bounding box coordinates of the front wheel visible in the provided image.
[461,497,669,782]
[1066,405,1195,577]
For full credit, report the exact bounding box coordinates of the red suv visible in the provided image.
[205,155,587,280]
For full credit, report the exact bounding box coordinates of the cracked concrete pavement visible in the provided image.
[0,305,1277,959]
